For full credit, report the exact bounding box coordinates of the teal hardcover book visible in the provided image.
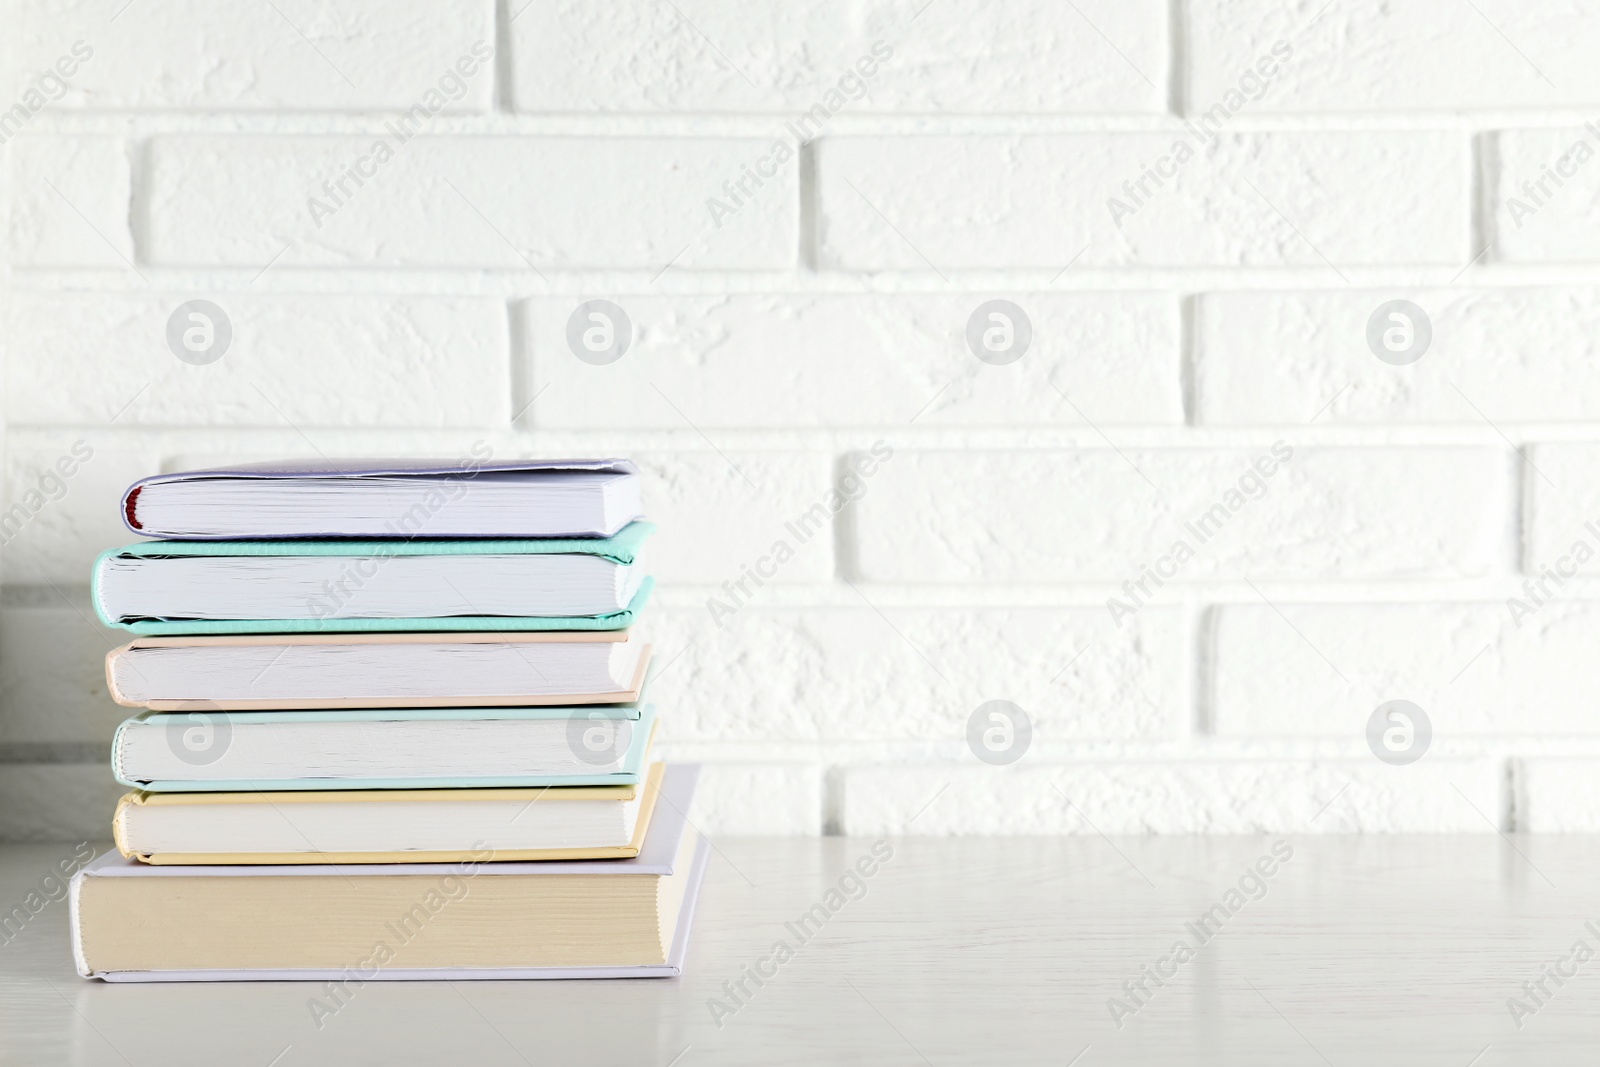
[93,521,654,635]
[112,704,657,791]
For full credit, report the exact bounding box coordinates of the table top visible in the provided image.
[2,835,1597,1065]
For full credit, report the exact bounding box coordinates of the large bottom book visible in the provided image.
[73,766,705,981]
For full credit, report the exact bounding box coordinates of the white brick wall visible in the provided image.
[9,294,509,426]
[1195,290,1600,424]
[816,133,1468,269]
[143,136,795,269]
[1185,0,1600,111]
[508,0,1167,114]
[852,448,1508,582]
[5,0,1599,838]
[523,293,1183,428]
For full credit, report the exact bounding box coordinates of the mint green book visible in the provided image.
[112,703,657,791]
[92,521,653,636]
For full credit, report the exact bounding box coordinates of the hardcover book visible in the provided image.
[105,631,651,710]
[72,766,706,981]
[114,762,668,864]
[113,704,656,791]
[120,458,642,540]
[92,522,654,635]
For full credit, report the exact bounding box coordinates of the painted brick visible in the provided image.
[1526,444,1600,575]
[7,137,133,269]
[510,0,1164,114]
[1,434,158,586]
[8,294,509,427]
[143,136,795,270]
[1186,1,1600,112]
[840,759,1501,834]
[11,1,494,111]
[639,606,1185,742]
[852,447,1506,583]
[635,451,836,584]
[816,133,1467,269]
[0,2,1582,839]
[526,292,1181,429]
[1197,289,1600,424]
[1492,129,1600,263]
[1212,602,1600,736]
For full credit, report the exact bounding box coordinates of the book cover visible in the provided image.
[113,761,667,864]
[112,704,657,791]
[104,631,652,711]
[121,458,639,539]
[93,522,655,635]
[72,766,706,981]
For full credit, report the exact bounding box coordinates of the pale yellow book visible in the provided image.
[115,762,666,865]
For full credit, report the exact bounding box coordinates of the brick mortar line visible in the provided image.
[11,114,1600,136]
[24,268,1600,291]
[6,426,1598,448]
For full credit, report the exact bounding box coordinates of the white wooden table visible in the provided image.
[1,836,1595,1065]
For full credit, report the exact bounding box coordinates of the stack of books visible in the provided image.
[69,458,708,981]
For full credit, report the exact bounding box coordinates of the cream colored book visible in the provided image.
[114,762,666,865]
[73,766,706,981]
[105,630,651,710]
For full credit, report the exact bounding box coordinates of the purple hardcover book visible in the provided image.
[120,458,642,539]
[72,766,706,981]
